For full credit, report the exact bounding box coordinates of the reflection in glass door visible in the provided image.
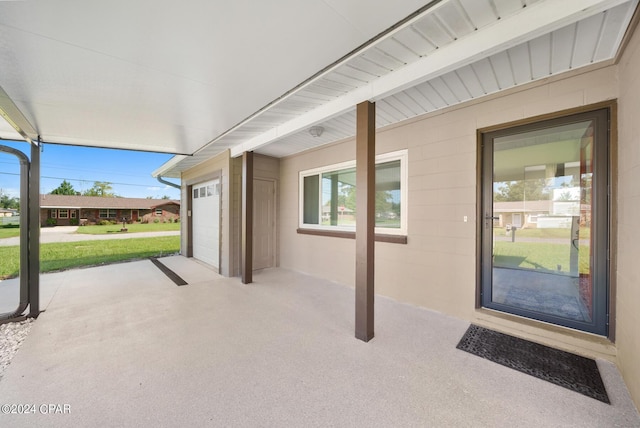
[481,109,609,335]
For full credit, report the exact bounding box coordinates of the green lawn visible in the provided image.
[76,222,180,235]
[0,224,20,239]
[493,226,591,239]
[0,236,180,279]
[494,241,590,274]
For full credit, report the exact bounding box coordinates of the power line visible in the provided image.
[0,171,170,189]
[0,160,155,179]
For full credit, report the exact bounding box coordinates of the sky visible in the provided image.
[0,140,180,200]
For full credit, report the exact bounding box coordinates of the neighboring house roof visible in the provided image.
[40,194,179,210]
[150,201,180,209]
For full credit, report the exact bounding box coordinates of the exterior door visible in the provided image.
[192,179,220,269]
[253,179,276,270]
[481,108,609,335]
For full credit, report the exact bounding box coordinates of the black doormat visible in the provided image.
[456,325,609,403]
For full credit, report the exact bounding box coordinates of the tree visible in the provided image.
[494,179,550,202]
[83,181,117,197]
[0,190,19,210]
[50,180,78,195]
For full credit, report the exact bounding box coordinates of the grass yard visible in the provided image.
[0,224,20,239]
[494,241,590,274]
[76,222,180,235]
[0,236,180,279]
[493,226,591,239]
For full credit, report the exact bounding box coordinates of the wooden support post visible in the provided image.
[241,151,254,284]
[186,185,193,257]
[355,101,375,342]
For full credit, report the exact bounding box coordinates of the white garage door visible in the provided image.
[192,179,220,268]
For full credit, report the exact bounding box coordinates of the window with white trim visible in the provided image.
[155,208,163,216]
[99,209,117,218]
[58,209,69,219]
[50,209,57,218]
[299,150,407,235]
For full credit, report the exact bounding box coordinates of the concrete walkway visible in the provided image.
[0,258,638,427]
[0,226,179,246]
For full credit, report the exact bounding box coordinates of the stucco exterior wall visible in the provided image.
[279,65,621,358]
[616,18,640,409]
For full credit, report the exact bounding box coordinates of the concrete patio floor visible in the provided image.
[0,256,638,427]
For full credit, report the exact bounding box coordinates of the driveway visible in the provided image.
[0,226,179,246]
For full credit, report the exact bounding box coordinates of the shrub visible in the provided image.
[46,218,57,226]
[98,220,111,226]
[70,218,79,226]
[153,218,160,224]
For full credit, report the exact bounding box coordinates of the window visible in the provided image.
[50,209,57,218]
[71,210,77,219]
[193,188,199,199]
[155,208,163,216]
[299,150,407,235]
[99,209,117,218]
[58,209,69,219]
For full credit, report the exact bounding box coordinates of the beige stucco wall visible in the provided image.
[616,19,640,408]
[279,65,624,364]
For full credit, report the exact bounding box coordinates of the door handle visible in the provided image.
[485,215,499,220]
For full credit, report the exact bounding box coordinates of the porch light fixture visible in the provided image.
[309,125,324,137]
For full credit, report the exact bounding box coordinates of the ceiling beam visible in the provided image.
[229,0,629,157]
[0,85,38,145]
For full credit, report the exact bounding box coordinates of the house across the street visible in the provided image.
[39,194,180,226]
[0,208,16,217]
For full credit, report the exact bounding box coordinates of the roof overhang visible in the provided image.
[0,0,637,178]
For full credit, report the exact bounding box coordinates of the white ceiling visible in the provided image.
[0,0,637,178]
[0,0,430,152]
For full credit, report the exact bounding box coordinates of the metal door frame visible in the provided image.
[0,143,40,323]
[479,108,610,336]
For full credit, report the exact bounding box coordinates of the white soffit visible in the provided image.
[155,0,637,176]
[0,1,636,178]
[0,0,430,152]
[256,0,637,159]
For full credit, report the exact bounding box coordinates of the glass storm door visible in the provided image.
[481,109,609,335]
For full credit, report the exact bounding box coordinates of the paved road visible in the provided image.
[0,226,180,247]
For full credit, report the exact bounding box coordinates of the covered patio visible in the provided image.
[2,0,640,420]
[0,259,638,427]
